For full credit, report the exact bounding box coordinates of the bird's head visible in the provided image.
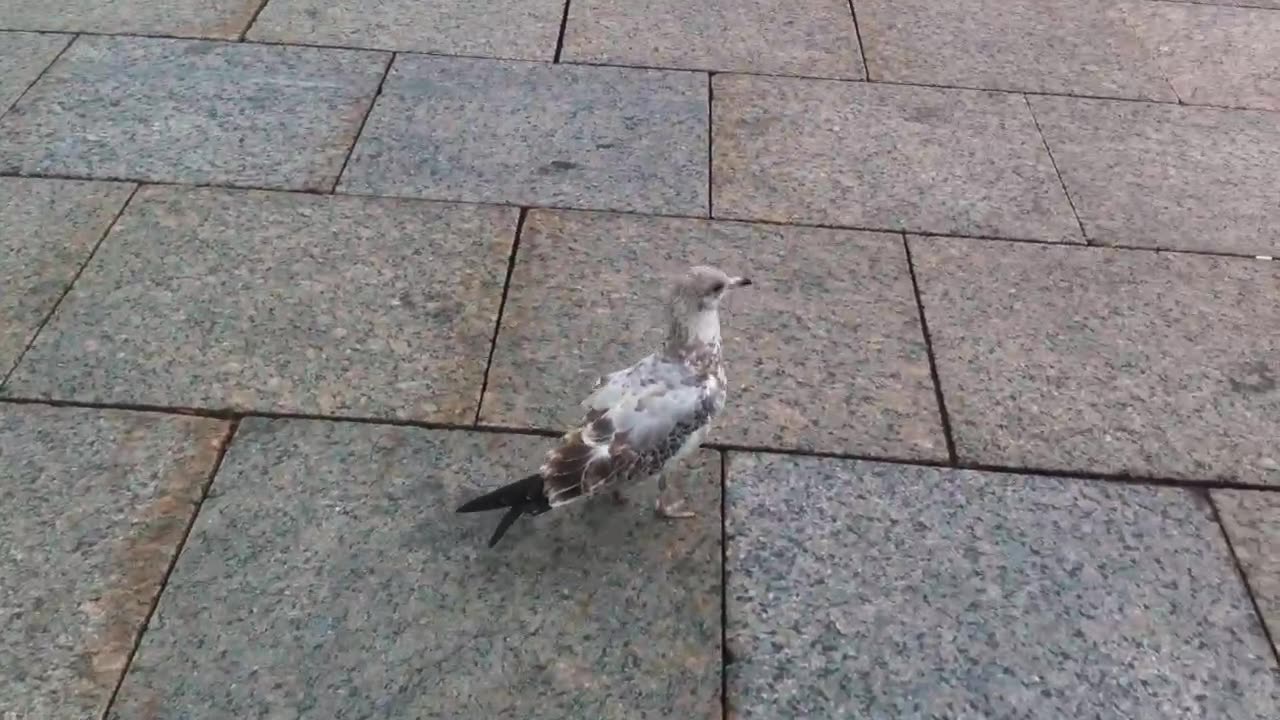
[670,265,752,313]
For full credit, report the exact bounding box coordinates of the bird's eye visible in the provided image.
[710,282,725,294]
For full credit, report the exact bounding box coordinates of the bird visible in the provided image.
[456,265,752,548]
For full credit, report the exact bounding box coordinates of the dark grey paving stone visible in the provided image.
[0,31,70,113]
[712,74,1080,241]
[481,209,946,460]
[0,0,260,38]
[726,454,1280,719]
[248,0,564,60]
[1030,95,1280,255]
[562,0,864,78]
[911,237,1280,485]
[0,405,228,720]
[1213,490,1280,657]
[5,186,514,421]
[1128,2,1280,111]
[857,0,1175,100]
[109,419,722,719]
[0,36,388,191]
[0,177,134,379]
[339,55,708,216]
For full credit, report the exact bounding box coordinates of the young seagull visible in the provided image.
[456,265,751,547]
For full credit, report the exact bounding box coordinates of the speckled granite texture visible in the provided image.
[0,177,134,379]
[911,237,1280,485]
[726,454,1280,719]
[481,209,946,459]
[0,405,228,720]
[339,55,708,215]
[108,420,721,719]
[0,31,70,112]
[1030,95,1280,255]
[712,74,1081,241]
[1213,490,1280,656]
[5,187,514,421]
[0,36,388,191]
[248,0,565,60]
[562,0,865,78]
[0,0,261,38]
[857,0,1175,100]
[1126,2,1280,111]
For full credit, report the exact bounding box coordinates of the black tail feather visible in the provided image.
[456,474,549,548]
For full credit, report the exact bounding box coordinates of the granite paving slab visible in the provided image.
[1212,490,1280,657]
[726,454,1280,719]
[712,74,1080,241]
[1127,1,1280,111]
[0,405,228,720]
[856,0,1175,100]
[247,0,564,60]
[562,0,864,78]
[0,0,260,38]
[108,419,721,719]
[0,36,388,191]
[1168,0,1280,9]
[1030,95,1280,255]
[338,55,708,215]
[481,209,946,459]
[0,31,70,113]
[910,237,1280,485]
[4,186,514,421]
[0,177,134,379]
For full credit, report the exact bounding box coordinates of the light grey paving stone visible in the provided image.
[0,0,260,38]
[1126,1,1280,111]
[726,454,1280,719]
[1212,490,1280,657]
[0,405,228,720]
[247,0,564,60]
[0,177,134,379]
[339,55,708,216]
[1030,95,1280,255]
[481,209,946,459]
[911,237,1280,485]
[712,74,1080,241]
[5,186,514,421]
[562,0,864,78]
[108,419,722,719]
[0,36,388,191]
[0,31,70,113]
[857,0,1176,100]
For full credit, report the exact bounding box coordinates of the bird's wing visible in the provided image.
[542,359,715,507]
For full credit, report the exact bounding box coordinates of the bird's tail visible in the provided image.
[456,474,550,548]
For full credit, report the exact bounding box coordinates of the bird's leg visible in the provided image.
[609,487,628,506]
[655,471,696,519]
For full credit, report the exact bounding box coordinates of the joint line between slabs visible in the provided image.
[553,0,572,63]
[707,73,714,218]
[98,419,241,719]
[239,0,273,41]
[719,449,730,720]
[901,235,959,464]
[0,32,76,123]
[1023,94,1089,243]
[330,52,394,194]
[1206,492,1280,669]
[473,207,528,425]
[846,0,871,81]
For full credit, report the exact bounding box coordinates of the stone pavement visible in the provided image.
[0,2,1278,718]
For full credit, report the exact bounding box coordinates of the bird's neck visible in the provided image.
[664,307,722,369]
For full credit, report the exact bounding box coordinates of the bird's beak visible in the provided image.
[730,276,752,288]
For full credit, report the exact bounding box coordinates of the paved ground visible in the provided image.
[1,1,1278,718]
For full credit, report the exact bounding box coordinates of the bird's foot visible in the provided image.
[609,488,628,506]
[655,497,697,519]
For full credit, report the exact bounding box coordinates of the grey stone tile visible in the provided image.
[1213,490,1280,657]
[1127,2,1280,111]
[712,74,1080,241]
[1030,95,1280,255]
[0,177,134,379]
[5,186,514,421]
[857,0,1176,101]
[1170,0,1280,9]
[0,36,388,191]
[482,209,946,460]
[562,0,864,78]
[0,31,70,113]
[0,405,228,720]
[248,0,564,60]
[726,454,1280,719]
[339,55,708,216]
[109,419,721,719]
[911,237,1280,485]
[0,0,260,38]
